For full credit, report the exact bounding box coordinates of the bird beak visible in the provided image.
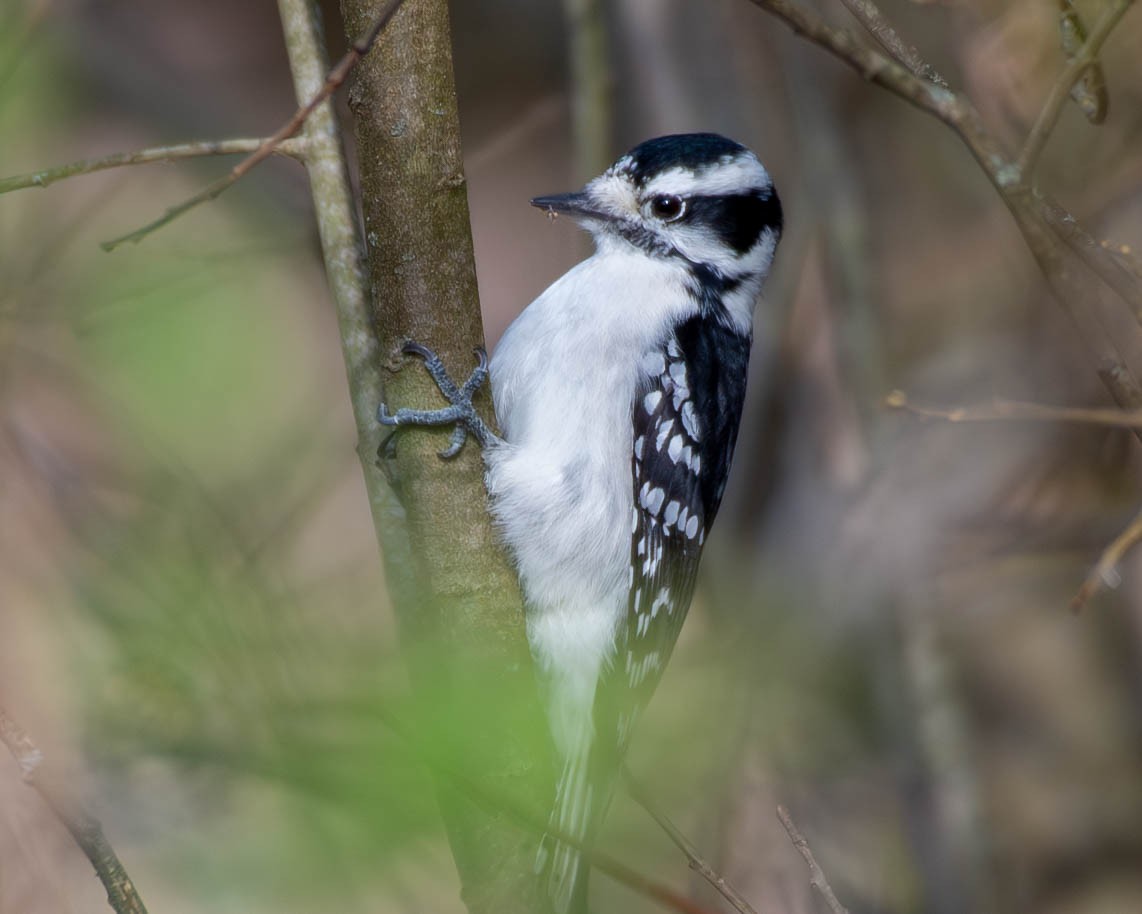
[530,191,608,220]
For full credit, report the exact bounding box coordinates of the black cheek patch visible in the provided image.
[686,191,783,255]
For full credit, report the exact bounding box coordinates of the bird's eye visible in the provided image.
[649,195,685,222]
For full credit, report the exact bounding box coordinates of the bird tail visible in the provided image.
[537,741,602,914]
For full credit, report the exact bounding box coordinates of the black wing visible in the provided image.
[605,314,751,746]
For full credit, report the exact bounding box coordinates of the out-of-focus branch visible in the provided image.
[776,805,850,914]
[0,138,309,195]
[623,770,761,914]
[0,705,149,914]
[1058,0,1108,125]
[835,0,947,87]
[745,0,1142,414]
[885,390,1142,429]
[563,0,612,181]
[100,0,408,251]
[1035,190,1142,318]
[1071,503,1142,611]
[1017,0,1133,179]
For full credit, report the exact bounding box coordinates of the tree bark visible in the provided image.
[329,1,555,912]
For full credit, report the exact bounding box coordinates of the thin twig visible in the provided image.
[0,138,309,195]
[100,0,409,251]
[835,0,947,87]
[884,390,1142,430]
[623,769,761,914]
[1016,0,1134,180]
[776,806,850,914]
[0,705,149,914]
[1071,503,1142,610]
[1059,0,1108,124]
[1035,189,1142,319]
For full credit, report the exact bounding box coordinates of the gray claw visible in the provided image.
[377,342,501,458]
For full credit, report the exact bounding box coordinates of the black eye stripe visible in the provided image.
[680,191,783,254]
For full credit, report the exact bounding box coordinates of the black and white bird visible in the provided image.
[380,133,782,912]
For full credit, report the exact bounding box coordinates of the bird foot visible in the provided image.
[378,342,499,459]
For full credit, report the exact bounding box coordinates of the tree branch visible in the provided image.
[562,0,613,181]
[0,705,149,914]
[100,0,408,251]
[1016,0,1133,180]
[334,1,554,912]
[835,0,947,87]
[776,805,850,914]
[0,138,308,195]
[884,390,1142,429]
[745,0,1142,419]
[1071,502,1142,611]
[623,770,761,914]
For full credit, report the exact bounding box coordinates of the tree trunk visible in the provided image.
[329,1,556,912]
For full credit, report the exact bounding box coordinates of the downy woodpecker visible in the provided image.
[379,133,782,912]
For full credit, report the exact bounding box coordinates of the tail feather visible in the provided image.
[540,737,628,913]
[540,748,593,913]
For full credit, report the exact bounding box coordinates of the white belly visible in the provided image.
[484,245,694,753]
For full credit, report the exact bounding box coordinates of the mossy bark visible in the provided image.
[334,1,555,912]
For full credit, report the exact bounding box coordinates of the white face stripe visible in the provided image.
[641,155,772,199]
[585,152,774,219]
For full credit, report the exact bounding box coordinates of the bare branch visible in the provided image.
[1017,0,1134,179]
[624,770,762,914]
[746,0,1142,428]
[562,0,613,180]
[0,138,308,195]
[835,0,948,87]
[884,390,1142,430]
[0,705,149,914]
[100,0,409,252]
[746,1,966,127]
[776,805,850,914]
[1072,503,1142,611]
[1035,190,1142,319]
[1058,0,1108,124]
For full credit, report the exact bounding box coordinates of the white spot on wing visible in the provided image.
[642,351,666,376]
[681,401,700,439]
[685,514,700,539]
[664,500,680,525]
[667,434,684,463]
[655,418,674,452]
[644,390,662,413]
[640,485,665,515]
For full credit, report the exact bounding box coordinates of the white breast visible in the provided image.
[484,242,695,751]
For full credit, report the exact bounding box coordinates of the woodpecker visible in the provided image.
[379,133,782,912]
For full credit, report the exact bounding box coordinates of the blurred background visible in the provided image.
[3,0,1142,912]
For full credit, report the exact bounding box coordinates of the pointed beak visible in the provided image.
[530,191,608,220]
